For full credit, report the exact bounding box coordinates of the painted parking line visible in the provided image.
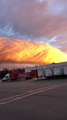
[0,83,67,106]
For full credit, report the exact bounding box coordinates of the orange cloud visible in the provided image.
[0,37,67,65]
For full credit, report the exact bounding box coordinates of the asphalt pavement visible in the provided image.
[0,79,67,120]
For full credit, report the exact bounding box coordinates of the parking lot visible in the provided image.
[0,79,67,120]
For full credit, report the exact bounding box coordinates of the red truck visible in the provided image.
[2,70,38,82]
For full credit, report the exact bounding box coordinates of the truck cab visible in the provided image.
[2,73,10,82]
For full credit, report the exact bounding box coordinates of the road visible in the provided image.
[0,79,67,120]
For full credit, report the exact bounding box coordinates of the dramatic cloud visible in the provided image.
[0,0,67,68]
[0,0,67,38]
[0,37,67,68]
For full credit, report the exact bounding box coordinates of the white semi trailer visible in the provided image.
[25,62,67,79]
[41,62,67,78]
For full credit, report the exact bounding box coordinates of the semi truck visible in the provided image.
[2,70,38,82]
[2,62,67,81]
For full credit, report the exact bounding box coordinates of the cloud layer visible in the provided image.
[0,0,67,37]
[0,0,67,69]
[0,0,67,53]
[0,37,67,67]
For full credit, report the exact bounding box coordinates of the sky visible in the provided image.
[0,0,67,69]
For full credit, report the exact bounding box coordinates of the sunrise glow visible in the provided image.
[0,37,67,66]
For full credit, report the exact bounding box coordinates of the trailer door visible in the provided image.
[45,68,53,77]
[37,69,43,78]
[53,66,62,76]
[63,65,67,75]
